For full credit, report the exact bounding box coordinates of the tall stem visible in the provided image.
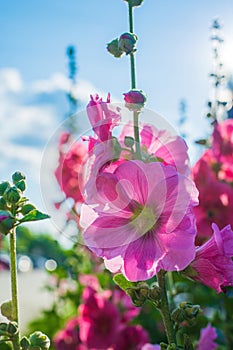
[128,0,141,159]
[157,270,176,346]
[9,228,20,350]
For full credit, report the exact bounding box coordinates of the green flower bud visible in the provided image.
[12,171,26,184]
[118,32,137,55]
[0,322,8,334]
[111,137,122,161]
[29,331,50,350]
[148,283,161,303]
[107,38,123,58]
[0,197,8,210]
[126,283,149,306]
[124,0,144,7]
[4,186,21,204]
[0,211,15,235]
[124,136,135,148]
[171,307,185,323]
[1,300,13,321]
[20,336,31,349]
[15,180,26,192]
[21,204,36,215]
[0,181,10,196]
[7,322,18,335]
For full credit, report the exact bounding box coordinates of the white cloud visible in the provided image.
[0,68,104,236]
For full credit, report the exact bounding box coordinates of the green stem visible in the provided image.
[9,228,20,350]
[128,0,142,159]
[157,270,176,346]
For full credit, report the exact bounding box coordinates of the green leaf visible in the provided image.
[20,209,50,223]
[113,273,136,291]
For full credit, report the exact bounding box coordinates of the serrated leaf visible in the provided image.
[113,273,136,291]
[20,209,50,223]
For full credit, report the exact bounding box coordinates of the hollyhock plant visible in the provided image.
[183,223,233,293]
[82,160,198,281]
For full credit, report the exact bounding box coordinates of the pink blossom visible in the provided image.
[112,288,140,322]
[83,160,198,281]
[185,223,233,293]
[192,150,233,242]
[123,89,146,104]
[196,323,218,350]
[78,287,121,349]
[119,122,189,175]
[53,317,85,350]
[113,325,149,350]
[86,94,120,142]
[212,119,233,163]
[55,133,87,203]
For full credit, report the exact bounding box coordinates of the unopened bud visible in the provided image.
[126,283,149,307]
[20,336,31,349]
[124,0,144,7]
[0,181,10,196]
[7,322,18,335]
[1,300,13,321]
[0,197,8,210]
[118,32,137,55]
[15,180,26,192]
[107,38,123,58]
[148,283,161,303]
[0,211,15,235]
[4,186,21,204]
[29,331,50,350]
[12,171,26,184]
[124,136,135,148]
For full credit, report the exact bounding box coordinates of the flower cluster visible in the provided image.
[53,276,148,350]
[192,119,233,242]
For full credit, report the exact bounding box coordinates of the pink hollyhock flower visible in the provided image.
[86,94,120,142]
[112,288,140,322]
[192,150,233,242]
[123,89,147,105]
[55,133,87,203]
[78,287,121,349]
[142,344,160,350]
[53,317,85,350]
[119,122,189,175]
[212,119,233,163]
[184,223,233,293]
[196,323,218,350]
[113,325,149,350]
[83,160,198,281]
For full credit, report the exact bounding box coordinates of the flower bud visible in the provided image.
[15,180,26,192]
[124,136,135,148]
[118,32,137,55]
[20,336,31,350]
[1,300,13,321]
[12,171,26,184]
[148,283,161,303]
[126,283,149,306]
[107,38,123,58]
[0,211,15,235]
[7,322,18,335]
[0,322,8,334]
[0,181,10,196]
[0,197,8,210]
[4,186,21,204]
[123,89,147,105]
[124,0,144,7]
[29,331,50,350]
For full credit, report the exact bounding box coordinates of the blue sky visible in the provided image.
[1,0,233,236]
